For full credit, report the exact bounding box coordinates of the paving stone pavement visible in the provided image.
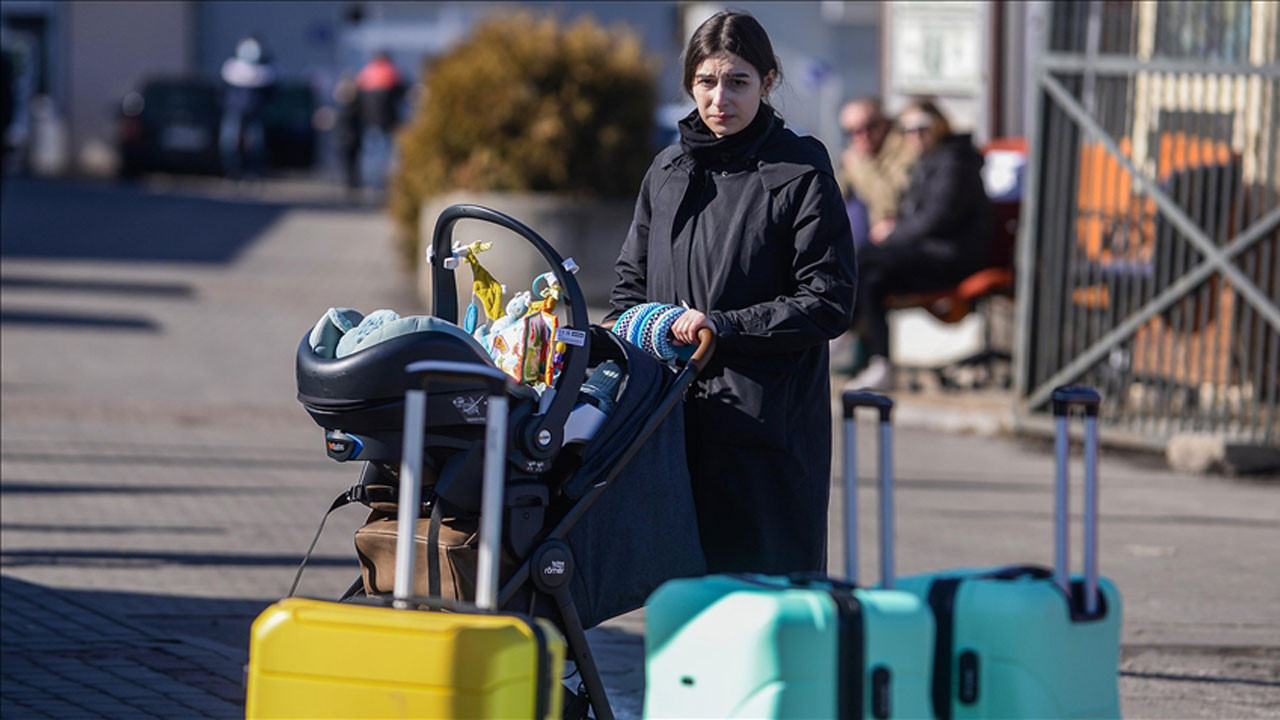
[2,177,1278,719]
[2,575,243,719]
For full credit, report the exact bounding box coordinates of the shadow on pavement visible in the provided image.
[1,522,226,535]
[0,482,274,494]
[2,575,250,716]
[0,309,160,330]
[50,582,276,653]
[0,549,356,569]
[0,178,288,264]
[1,276,195,297]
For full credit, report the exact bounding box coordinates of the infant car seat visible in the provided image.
[294,204,591,550]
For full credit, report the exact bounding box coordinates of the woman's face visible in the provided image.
[900,110,938,153]
[691,51,774,138]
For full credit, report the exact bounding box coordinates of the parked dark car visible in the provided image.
[118,78,222,177]
[118,77,317,177]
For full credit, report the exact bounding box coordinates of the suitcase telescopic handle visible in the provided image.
[1051,385,1102,615]
[398,361,510,610]
[841,392,895,589]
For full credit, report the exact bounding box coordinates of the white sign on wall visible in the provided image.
[890,1,985,96]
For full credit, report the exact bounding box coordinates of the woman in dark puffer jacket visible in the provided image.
[846,98,993,391]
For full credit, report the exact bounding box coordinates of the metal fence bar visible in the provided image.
[1042,92,1066,389]
[1196,77,1226,432]
[1067,72,1090,379]
[1041,53,1280,78]
[1099,76,1124,418]
[1222,72,1252,435]
[1248,79,1279,442]
[1176,80,1209,434]
[1014,72,1048,406]
[1119,69,1144,434]
[1162,84,1194,437]
[1258,237,1277,442]
[1026,204,1280,413]
[1023,0,1278,441]
[1262,80,1280,443]
[1263,78,1279,443]
[1041,72,1280,334]
[1037,89,1072,390]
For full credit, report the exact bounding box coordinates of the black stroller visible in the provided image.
[293,205,714,719]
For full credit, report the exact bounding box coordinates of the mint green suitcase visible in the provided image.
[644,393,933,719]
[895,386,1122,719]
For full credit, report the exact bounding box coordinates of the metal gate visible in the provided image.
[1015,0,1280,448]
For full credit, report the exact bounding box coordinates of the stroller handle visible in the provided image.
[689,327,716,373]
[601,319,717,372]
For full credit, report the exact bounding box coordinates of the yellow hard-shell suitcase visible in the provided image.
[246,361,565,719]
[246,598,565,719]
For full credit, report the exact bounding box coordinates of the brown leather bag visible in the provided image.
[354,511,518,601]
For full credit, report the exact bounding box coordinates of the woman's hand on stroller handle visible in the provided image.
[671,309,710,346]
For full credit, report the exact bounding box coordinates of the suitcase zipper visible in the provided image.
[728,575,867,719]
[926,578,963,720]
[826,587,866,720]
[524,618,552,720]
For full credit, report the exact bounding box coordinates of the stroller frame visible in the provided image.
[308,205,714,720]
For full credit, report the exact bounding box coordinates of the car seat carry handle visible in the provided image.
[841,391,895,589]
[430,204,589,333]
[430,204,589,464]
[399,361,510,610]
[1051,385,1102,615]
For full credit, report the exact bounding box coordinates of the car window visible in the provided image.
[145,84,219,117]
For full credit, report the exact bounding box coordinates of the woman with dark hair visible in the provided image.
[607,10,857,575]
[845,98,992,391]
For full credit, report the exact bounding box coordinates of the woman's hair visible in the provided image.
[901,97,953,145]
[682,10,782,98]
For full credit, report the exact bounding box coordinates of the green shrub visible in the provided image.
[390,12,657,261]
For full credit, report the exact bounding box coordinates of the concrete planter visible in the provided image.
[418,192,634,318]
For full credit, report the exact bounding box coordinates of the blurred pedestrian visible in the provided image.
[1,52,14,159]
[607,10,856,575]
[333,73,362,196]
[838,96,917,247]
[219,35,276,180]
[845,98,993,391]
[355,50,404,190]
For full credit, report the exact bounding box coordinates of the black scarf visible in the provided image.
[678,102,777,169]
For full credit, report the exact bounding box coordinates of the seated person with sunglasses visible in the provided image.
[844,98,993,392]
[838,96,917,248]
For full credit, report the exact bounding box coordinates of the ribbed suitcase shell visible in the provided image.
[894,571,1121,719]
[246,598,565,719]
[643,393,934,719]
[645,575,933,719]
[895,387,1122,719]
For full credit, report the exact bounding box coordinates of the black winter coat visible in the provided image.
[886,133,993,274]
[607,114,857,574]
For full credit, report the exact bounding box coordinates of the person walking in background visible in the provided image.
[845,98,993,391]
[608,10,857,575]
[219,35,276,181]
[838,96,917,247]
[332,73,362,198]
[355,50,404,191]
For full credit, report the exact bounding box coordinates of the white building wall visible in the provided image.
[66,0,192,173]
